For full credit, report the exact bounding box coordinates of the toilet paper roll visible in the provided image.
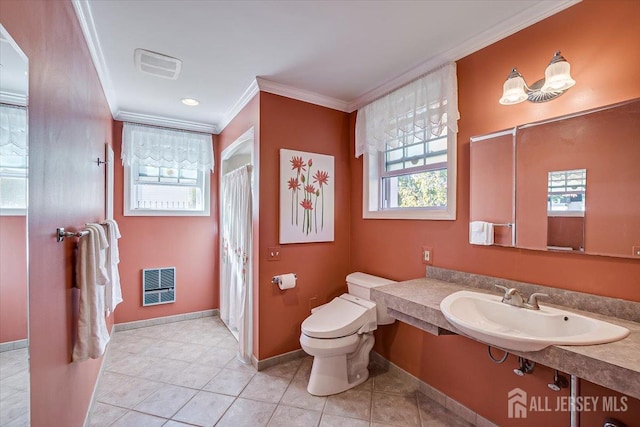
[276,273,296,290]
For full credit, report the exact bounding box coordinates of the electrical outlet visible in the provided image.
[422,246,433,265]
[633,246,640,258]
[267,246,281,261]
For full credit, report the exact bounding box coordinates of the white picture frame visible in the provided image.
[279,149,334,244]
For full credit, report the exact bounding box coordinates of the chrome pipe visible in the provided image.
[570,374,580,427]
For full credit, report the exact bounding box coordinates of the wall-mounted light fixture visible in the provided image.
[499,51,576,105]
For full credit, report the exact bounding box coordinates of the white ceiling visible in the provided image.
[73,0,578,134]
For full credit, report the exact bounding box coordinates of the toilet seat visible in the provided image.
[300,332,360,358]
[301,294,376,339]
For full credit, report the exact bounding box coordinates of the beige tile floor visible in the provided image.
[88,316,472,427]
[0,347,30,427]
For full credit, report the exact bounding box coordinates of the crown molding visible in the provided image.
[71,0,118,118]
[219,77,351,133]
[217,79,259,134]
[116,110,217,134]
[347,0,581,112]
[256,77,350,113]
[0,91,27,107]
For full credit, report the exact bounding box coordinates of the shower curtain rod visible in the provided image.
[223,163,253,176]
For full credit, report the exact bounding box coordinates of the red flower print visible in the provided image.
[290,156,306,173]
[313,170,329,187]
[308,159,313,167]
[304,184,316,194]
[287,177,300,191]
[300,199,313,210]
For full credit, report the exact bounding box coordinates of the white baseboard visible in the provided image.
[0,339,28,353]
[254,348,306,371]
[113,309,218,331]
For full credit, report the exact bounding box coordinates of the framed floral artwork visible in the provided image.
[280,149,334,244]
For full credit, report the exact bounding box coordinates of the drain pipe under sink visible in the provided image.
[571,375,580,427]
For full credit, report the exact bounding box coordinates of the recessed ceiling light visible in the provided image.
[181,98,199,106]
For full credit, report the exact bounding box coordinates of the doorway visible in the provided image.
[219,128,255,363]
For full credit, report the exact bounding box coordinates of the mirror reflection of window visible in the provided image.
[547,169,586,214]
[547,168,586,252]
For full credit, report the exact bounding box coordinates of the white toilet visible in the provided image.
[300,272,396,396]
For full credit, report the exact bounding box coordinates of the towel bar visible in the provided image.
[56,227,89,242]
[493,223,516,247]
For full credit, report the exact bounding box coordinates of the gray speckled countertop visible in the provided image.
[371,277,640,400]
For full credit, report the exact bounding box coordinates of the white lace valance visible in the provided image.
[122,123,214,171]
[355,62,459,158]
[0,104,27,159]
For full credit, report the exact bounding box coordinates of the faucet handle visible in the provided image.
[494,285,509,295]
[495,285,520,303]
[527,292,549,310]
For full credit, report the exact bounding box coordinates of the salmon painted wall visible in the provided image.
[350,1,640,426]
[2,0,115,425]
[0,216,28,343]
[216,95,260,359]
[111,121,217,323]
[258,93,351,359]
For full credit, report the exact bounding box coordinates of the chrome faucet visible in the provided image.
[495,285,548,310]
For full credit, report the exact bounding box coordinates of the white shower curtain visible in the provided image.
[220,164,252,363]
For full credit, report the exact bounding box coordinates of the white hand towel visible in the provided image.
[87,223,109,285]
[469,221,494,245]
[103,219,123,314]
[72,225,111,362]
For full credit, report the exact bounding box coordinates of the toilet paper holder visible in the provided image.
[272,274,297,285]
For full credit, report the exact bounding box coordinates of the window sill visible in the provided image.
[124,209,210,217]
[363,208,455,220]
[0,208,27,216]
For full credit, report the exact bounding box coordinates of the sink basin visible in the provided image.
[440,291,630,352]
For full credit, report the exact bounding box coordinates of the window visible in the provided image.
[380,129,448,209]
[122,123,213,216]
[0,104,28,215]
[356,63,458,220]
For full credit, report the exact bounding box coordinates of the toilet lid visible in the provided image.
[301,295,371,339]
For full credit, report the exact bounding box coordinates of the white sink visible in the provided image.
[440,291,630,352]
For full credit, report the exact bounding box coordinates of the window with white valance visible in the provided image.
[356,62,459,220]
[0,104,28,215]
[122,123,214,216]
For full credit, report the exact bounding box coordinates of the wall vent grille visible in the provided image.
[142,267,176,306]
[134,49,182,80]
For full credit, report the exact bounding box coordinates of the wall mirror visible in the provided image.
[470,98,640,259]
[0,24,30,425]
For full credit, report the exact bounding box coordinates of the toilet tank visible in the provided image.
[346,272,396,325]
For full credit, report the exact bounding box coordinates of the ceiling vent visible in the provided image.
[134,48,182,80]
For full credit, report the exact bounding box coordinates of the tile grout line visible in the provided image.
[96,317,470,427]
[97,319,242,426]
[415,390,423,427]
